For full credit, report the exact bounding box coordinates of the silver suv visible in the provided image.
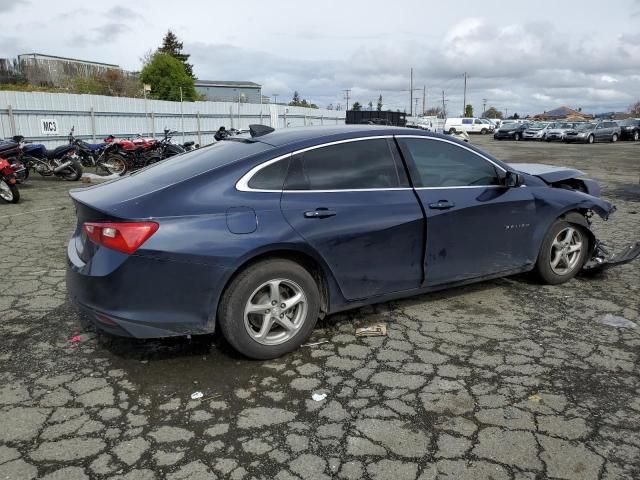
[563,121,621,144]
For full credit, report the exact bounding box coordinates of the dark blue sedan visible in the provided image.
[67,125,639,359]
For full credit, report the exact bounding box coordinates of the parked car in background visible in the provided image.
[545,122,579,142]
[563,121,621,144]
[482,118,502,128]
[493,121,530,141]
[445,117,494,134]
[523,122,553,141]
[618,118,640,141]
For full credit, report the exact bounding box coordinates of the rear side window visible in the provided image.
[400,138,501,188]
[248,157,290,190]
[462,119,472,125]
[284,139,401,190]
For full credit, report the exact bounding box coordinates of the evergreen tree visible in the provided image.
[376,95,383,112]
[158,30,195,78]
[351,101,362,111]
[140,53,197,101]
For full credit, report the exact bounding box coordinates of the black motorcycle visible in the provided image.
[68,127,111,169]
[22,135,83,181]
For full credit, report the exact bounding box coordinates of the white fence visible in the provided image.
[0,91,346,147]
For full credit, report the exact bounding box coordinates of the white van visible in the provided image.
[444,117,494,134]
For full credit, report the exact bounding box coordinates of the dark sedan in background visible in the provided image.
[618,118,640,141]
[493,121,530,141]
[67,125,638,359]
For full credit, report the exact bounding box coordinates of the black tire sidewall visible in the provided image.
[218,259,320,359]
[536,220,589,285]
[62,160,83,181]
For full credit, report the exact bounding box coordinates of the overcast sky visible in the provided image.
[1,0,639,115]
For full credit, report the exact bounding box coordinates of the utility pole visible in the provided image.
[505,108,509,119]
[410,67,414,116]
[482,98,488,117]
[463,72,467,116]
[442,90,446,119]
[272,93,279,105]
[414,98,420,118]
[342,89,351,111]
[179,86,184,143]
[422,85,426,116]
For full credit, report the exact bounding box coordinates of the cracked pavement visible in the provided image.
[0,137,638,479]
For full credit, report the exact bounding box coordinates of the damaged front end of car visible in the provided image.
[583,240,640,272]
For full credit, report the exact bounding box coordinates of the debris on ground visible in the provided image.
[191,391,204,400]
[312,393,327,402]
[301,340,329,347]
[355,324,387,337]
[599,314,637,329]
[528,394,542,402]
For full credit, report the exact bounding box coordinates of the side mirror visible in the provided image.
[504,171,524,187]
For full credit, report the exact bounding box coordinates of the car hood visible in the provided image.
[508,163,586,184]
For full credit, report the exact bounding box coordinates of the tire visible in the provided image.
[0,179,19,203]
[535,220,588,285]
[587,134,594,144]
[611,133,618,143]
[448,128,456,134]
[61,159,83,181]
[102,154,127,176]
[633,131,639,142]
[480,128,487,135]
[514,132,521,141]
[218,259,320,359]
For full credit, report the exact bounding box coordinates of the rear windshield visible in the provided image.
[124,140,272,187]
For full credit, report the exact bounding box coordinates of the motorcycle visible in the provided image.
[21,134,83,181]
[0,136,28,183]
[0,156,20,203]
[68,127,111,169]
[99,130,186,176]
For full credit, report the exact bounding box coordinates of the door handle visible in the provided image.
[304,208,336,219]
[428,200,455,210]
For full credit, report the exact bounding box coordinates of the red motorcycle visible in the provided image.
[0,157,20,203]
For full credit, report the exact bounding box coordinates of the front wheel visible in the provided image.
[587,134,594,144]
[448,128,456,134]
[0,179,19,203]
[218,259,320,359]
[514,132,522,141]
[480,128,487,135]
[535,220,588,285]
[611,133,618,143]
[633,131,639,142]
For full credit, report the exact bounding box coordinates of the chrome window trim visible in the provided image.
[235,134,508,193]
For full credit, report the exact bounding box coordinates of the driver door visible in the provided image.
[397,136,537,286]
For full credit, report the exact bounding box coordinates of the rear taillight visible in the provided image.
[83,221,159,254]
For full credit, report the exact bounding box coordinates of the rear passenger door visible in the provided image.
[280,138,425,300]
[397,136,537,287]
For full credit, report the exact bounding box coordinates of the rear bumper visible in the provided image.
[66,240,228,338]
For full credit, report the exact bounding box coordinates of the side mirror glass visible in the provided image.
[504,171,524,187]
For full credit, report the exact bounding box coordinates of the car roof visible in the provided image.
[252,125,434,148]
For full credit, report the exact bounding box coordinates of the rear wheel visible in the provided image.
[611,133,618,143]
[587,134,594,144]
[514,132,522,141]
[102,154,127,176]
[448,128,456,134]
[633,131,639,142]
[535,220,588,284]
[0,179,19,203]
[480,128,488,135]
[61,159,83,181]
[218,259,320,359]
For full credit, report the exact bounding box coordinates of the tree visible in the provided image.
[376,95,383,112]
[464,104,473,117]
[288,91,318,108]
[425,107,442,116]
[351,101,362,111]
[140,53,197,102]
[630,101,640,116]
[368,101,373,111]
[511,112,520,119]
[158,30,194,78]
[483,106,503,119]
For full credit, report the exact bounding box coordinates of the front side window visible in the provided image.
[284,139,401,190]
[400,138,501,188]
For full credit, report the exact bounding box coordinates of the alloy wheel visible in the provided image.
[0,179,14,202]
[634,131,639,141]
[549,227,583,275]
[244,278,308,346]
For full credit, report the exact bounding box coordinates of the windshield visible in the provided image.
[619,119,639,126]
[529,122,549,129]
[501,122,518,129]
